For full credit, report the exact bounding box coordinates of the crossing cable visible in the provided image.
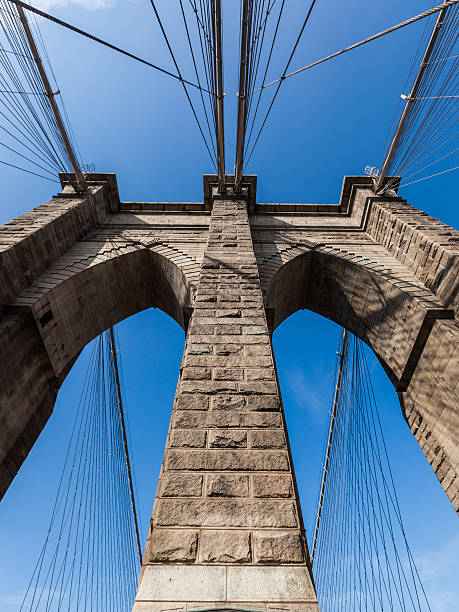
[0,0,76,179]
[234,0,251,191]
[243,1,458,170]
[244,0,285,159]
[253,1,459,92]
[15,3,85,190]
[375,3,458,192]
[311,328,348,563]
[375,1,455,192]
[243,0,319,172]
[5,0,210,92]
[178,0,216,163]
[212,0,226,191]
[148,0,217,168]
[19,329,141,612]
[312,332,432,612]
[109,326,143,565]
[0,3,67,170]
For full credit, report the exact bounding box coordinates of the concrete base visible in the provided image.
[133,565,319,611]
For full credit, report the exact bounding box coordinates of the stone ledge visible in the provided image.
[135,565,318,604]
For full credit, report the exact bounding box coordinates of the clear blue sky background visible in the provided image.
[0,0,457,609]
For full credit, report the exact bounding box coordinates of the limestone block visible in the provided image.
[135,565,226,602]
[246,396,280,411]
[175,394,209,411]
[253,474,293,498]
[227,566,317,602]
[245,368,275,381]
[215,344,243,355]
[243,326,266,335]
[215,325,241,335]
[160,473,203,497]
[254,532,304,563]
[209,430,248,448]
[216,309,241,318]
[188,343,213,355]
[149,529,198,562]
[154,499,298,528]
[205,474,249,497]
[250,430,286,449]
[211,395,246,411]
[200,530,252,563]
[170,430,207,448]
[182,367,211,380]
[213,368,244,381]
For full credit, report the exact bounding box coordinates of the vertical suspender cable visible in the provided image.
[109,326,143,566]
[213,0,226,193]
[235,0,250,192]
[375,1,450,193]
[15,3,86,192]
[311,328,348,563]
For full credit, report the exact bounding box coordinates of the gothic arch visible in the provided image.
[265,247,458,509]
[0,245,192,497]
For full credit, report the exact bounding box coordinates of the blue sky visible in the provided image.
[0,0,457,610]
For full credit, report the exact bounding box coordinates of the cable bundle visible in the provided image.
[312,333,431,612]
[381,3,458,191]
[0,0,81,182]
[20,330,140,612]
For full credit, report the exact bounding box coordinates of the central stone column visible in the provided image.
[134,196,319,611]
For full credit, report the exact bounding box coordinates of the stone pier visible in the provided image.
[134,196,319,610]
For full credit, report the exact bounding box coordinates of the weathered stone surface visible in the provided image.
[3,182,458,610]
[181,367,211,380]
[200,530,252,563]
[211,395,246,411]
[174,410,282,429]
[246,396,280,411]
[160,473,203,497]
[154,499,298,528]
[169,429,207,448]
[209,429,248,448]
[227,566,317,602]
[254,532,304,563]
[175,394,209,411]
[245,368,275,381]
[250,430,285,449]
[213,368,244,381]
[205,474,249,497]
[166,449,289,471]
[253,474,293,498]
[149,529,198,562]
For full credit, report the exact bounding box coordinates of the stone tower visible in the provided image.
[0,173,457,610]
[134,195,319,610]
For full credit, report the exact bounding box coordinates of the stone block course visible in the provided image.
[160,473,203,497]
[199,531,252,564]
[170,430,207,448]
[205,474,249,497]
[166,449,289,472]
[254,532,304,564]
[149,530,198,563]
[154,499,298,528]
[209,430,248,448]
[253,474,293,498]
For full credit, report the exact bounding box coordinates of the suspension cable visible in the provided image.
[6,0,209,92]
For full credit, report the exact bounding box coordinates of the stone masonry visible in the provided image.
[134,196,318,609]
[0,173,457,608]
